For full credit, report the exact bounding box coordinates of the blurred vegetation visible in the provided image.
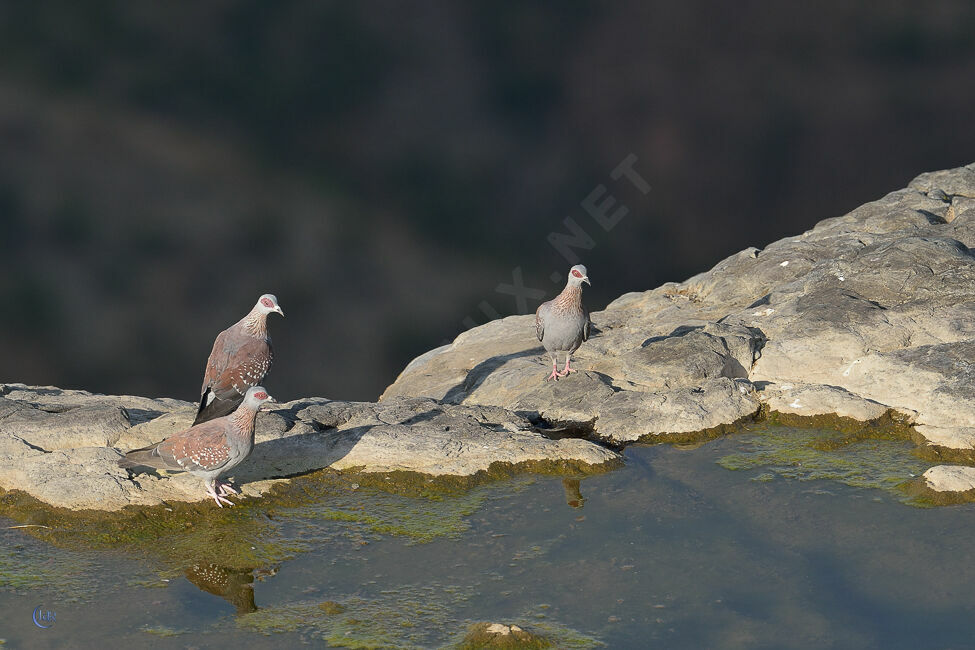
[0,1,973,400]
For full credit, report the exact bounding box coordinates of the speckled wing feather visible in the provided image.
[205,337,273,401]
[159,424,233,473]
[195,336,273,425]
[118,419,231,473]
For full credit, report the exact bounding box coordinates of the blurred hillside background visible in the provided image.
[1,1,974,401]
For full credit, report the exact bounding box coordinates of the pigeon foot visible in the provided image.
[215,480,239,497]
[206,482,236,507]
[559,359,577,376]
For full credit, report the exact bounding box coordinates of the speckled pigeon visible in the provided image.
[118,386,274,507]
[194,293,283,425]
[535,264,591,380]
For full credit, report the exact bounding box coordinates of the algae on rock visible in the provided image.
[715,423,930,503]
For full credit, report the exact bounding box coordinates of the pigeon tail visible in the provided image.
[117,445,181,472]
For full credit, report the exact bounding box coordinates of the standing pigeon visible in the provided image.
[194,294,283,425]
[535,264,591,380]
[118,386,274,507]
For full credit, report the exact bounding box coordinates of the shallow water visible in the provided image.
[3,423,975,648]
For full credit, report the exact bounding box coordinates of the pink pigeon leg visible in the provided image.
[558,356,577,376]
[546,357,561,381]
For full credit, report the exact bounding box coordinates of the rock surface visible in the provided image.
[459,622,549,648]
[6,162,975,507]
[923,465,975,494]
[0,384,618,511]
[384,162,975,453]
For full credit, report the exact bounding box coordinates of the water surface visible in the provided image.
[3,423,975,648]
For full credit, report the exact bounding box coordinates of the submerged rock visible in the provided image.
[0,384,618,511]
[457,622,552,649]
[923,465,975,494]
[384,162,975,454]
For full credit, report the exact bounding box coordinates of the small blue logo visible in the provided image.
[32,606,55,629]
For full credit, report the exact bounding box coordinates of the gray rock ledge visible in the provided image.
[384,162,975,455]
[0,384,618,511]
[7,162,975,506]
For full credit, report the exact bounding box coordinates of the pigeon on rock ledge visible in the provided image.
[118,386,274,507]
[535,264,591,380]
[194,293,283,425]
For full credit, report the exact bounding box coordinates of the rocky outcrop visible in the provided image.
[6,163,975,508]
[382,318,762,444]
[384,163,975,463]
[0,384,618,511]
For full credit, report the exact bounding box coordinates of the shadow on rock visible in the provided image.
[232,424,374,487]
[443,347,544,404]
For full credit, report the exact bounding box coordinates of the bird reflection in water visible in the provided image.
[184,563,257,614]
[562,478,585,509]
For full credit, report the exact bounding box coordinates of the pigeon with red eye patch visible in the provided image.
[535,264,591,380]
[118,386,274,507]
[194,293,283,425]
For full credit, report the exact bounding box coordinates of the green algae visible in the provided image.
[636,411,764,447]
[791,407,975,472]
[141,624,187,637]
[912,444,975,466]
[454,622,552,649]
[511,621,603,650]
[0,489,296,574]
[0,526,97,596]
[898,476,975,507]
[449,620,603,649]
[765,408,921,441]
[447,616,603,650]
[0,458,614,623]
[0,459,612,603]
[238,582,603,649]
[639,404,925,450]
[319,600,346,615]
[716,422,930,503]
[238,583,477,648]
[0,458,614,578]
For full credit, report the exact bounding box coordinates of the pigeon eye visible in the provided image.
[261,298,273,308]
[571,269,583,278]
[254,391,268,399]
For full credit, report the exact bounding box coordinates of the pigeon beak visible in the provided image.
[583,276,591,286]
[275,306,285,317]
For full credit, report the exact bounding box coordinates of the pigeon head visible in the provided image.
[567,265,591,287]
[242,386,275,411]
[256,294,285,317]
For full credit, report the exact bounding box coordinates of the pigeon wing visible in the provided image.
[195,336,271,424]
[158,421,233,473]
[202,328,233,395]
[208,337,272,398]
[118,419,229,472]
[534,302,549,342]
